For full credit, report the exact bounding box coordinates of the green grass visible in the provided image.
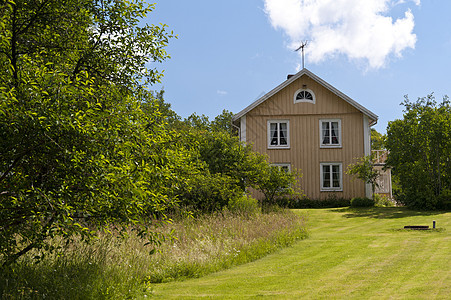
[150,207,451,299]
[0,209,306,299]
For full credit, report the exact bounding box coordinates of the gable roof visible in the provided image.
[232,68,378,125]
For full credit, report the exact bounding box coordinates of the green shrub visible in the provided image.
[436,189,451,210]
[176,173,242,213]
[228,194,260,216]
[288,196,351,208]
[351,197,375,208]
[374,194,395,207]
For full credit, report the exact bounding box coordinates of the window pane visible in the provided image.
[296,90,313,101]
[281,166,289,172]
[322,122,330,144]
[270,123,278,145]
[280,123,287,145]
[323,165,330,187]
[332,165,340,187]
[331,122,339,144]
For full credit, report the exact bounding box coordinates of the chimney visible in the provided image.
[287,74,294,80]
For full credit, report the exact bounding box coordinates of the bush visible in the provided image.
[288,196,351,208]
[351,197,375,208]
[176,173,241,213]
[374,194,395,207]
[436,189,451,210]
[228,194,260,216]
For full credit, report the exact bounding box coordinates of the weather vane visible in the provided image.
[295,41,309,69]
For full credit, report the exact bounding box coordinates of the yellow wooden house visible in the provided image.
[232,68,378,200]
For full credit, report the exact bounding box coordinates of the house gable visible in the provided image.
[233,68,377,124]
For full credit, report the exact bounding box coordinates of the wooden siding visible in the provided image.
[245,74,368,200]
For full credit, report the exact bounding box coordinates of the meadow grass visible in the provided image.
[0,209,306,299]
[151,207,451,299]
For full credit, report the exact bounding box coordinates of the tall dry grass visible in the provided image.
[1,209,307,299]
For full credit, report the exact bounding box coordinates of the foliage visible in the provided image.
[350,197,375,207]
[385,94,451,209]
[0,0,177,267]
[227,194,260,216]
[154,106,303,211]
[436,189,451,210]
[141,90,183,128]
[176,172,242,213]
[178,109,235,133]
[373,194,395,207]
[371,128,386,150]
[347,154,380,198]
[255,166,302,206]
[211,110,235,133]
[288,196,351,208]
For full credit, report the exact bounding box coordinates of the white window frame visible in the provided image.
[271,163,291,172]
[267,120,290,149]
[319,119,342,148]
[294,88,316,104]
[320,162,343,192]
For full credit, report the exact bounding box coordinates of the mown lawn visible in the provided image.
[150,207,451,299]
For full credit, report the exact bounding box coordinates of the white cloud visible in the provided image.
[217,90,228,96]
[264,0,420,69]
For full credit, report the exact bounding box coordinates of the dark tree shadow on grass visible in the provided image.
[330,207,448,219]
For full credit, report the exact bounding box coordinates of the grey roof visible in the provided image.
[232,68,378,124]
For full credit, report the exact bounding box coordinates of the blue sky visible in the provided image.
[149,0,451,133]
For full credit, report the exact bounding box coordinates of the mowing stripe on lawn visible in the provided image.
[150,207,451,299]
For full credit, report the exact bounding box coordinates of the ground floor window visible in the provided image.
[271,163,291,172]
[320,163,342,191]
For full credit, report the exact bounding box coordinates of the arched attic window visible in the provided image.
[294,89,315,104]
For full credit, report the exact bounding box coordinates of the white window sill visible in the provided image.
[320,144,342,149]
[321,188,343,192]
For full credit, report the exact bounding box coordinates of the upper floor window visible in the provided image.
[268,120,290,148]
[320,119,341,148]
[294,89,315,104]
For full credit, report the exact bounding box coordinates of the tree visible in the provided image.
[155,104,302,211]
[256,166,301,207]
[347,155,380,198]
[371,128,386,150]
[211,109,234,133]
[385,94,451,209]
[0,0,177,266]
[141,90,182,128]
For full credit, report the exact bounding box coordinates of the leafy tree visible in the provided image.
[141,90,182,128]
[184,113,211,131]
[211,109,234,133]
[347,154,380,198]
[160,107,302,211]
[0,0,176,266]
[371,128,386,150]
[256,166,301,207]
[385,94,451,209]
